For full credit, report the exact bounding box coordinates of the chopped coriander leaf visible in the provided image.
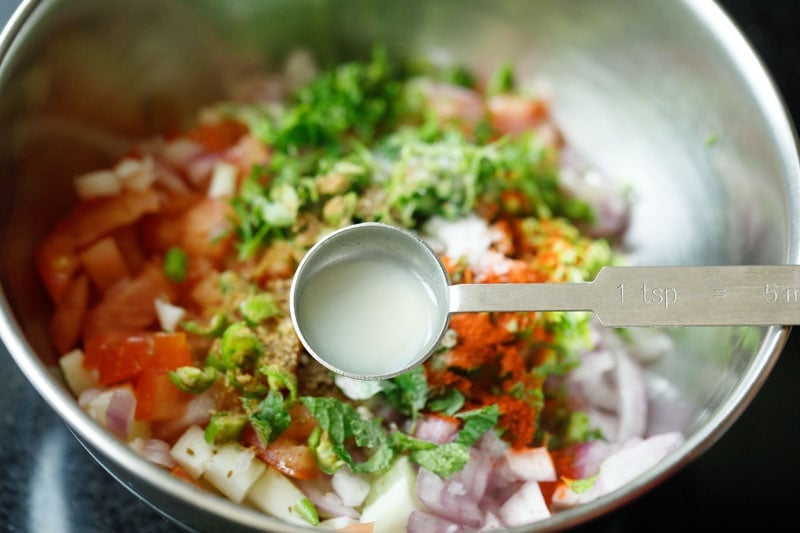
[427,388,465,416]
[487,61,516,95]
[163,246,188,282]
[455,404,500,447]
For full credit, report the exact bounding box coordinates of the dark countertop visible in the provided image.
[1,1,799,531]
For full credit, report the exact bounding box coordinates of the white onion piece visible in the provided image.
[207,161,238,199]
[134,438,176,469]
[569,349,617,411]
[105,387,137,440]
[78,387,103,408]
[414,415,460,444]
[407,510,462,533]
[451,448,493,502]
[416,468,483,528]
[161,138,203,168]
[154,298,186,333]
[552,432,684,508]
[74,169,121,199]
[154,161,190,193]
[504,447,556,482]
[626,328,674,364]
[185,154,220,186]
[115,155,156,191]
[498,481,550,527]
[331,468,371,508]
[297,478,360,520]
[615,350,647,441]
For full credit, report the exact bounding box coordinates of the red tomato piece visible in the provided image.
[188,120,247,152]
[242,424,320,481]
[83,332,153,386]
[150,332,193,371]
[50,274,89,355]
[81,263,174,342]
[78,236,130,291]
[36,189,161,302]
[134,368,191,422]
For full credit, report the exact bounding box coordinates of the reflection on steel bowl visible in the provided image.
[0,1,798,531]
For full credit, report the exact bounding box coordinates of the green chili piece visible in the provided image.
[169,366,218,393]
[239,293,280,325]
[204,412,248,444]
[163,246,188,282]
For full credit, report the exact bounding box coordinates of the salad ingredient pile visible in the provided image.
[38,49,682,531]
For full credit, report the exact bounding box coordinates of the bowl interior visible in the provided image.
[1,0,797,531]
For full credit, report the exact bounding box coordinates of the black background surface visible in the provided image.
[1,1,799,531]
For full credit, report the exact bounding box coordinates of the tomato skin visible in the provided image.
[242,424,320,481]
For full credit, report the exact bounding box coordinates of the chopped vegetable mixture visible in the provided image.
[39,49,682,531]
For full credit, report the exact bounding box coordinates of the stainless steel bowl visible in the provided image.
[1,0,798,531]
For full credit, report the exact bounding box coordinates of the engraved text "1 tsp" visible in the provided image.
[616,283,678,308]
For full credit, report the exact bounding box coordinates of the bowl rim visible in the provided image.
[0,0,798,531]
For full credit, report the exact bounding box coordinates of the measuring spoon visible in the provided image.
[289,222,800,380]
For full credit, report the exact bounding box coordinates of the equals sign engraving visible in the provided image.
[711,288,727,298]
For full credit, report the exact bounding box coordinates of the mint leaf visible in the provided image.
[379,365,429,419]
[243,390,291,445]
[301,396,395,474]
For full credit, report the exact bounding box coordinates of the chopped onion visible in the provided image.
[154,297,186,333]
[297,478,360,520]
[104,387,137,440]
[552,432,684,508]
[407,510,462,533]
[115,155,156,191]
[615,350,647,441]
[504,447,556,482]
[74,169,121,199]
[332,468,371,508]
[207,160,238,198]
[131,438,176,469]
[416,468,483,528]
[498,481,550,527]
[414,415,460,444]
[161,138,203,168]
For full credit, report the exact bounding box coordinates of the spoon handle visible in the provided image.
[448,265,800,326]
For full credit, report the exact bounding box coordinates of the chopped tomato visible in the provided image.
[50,274,89,355]
[78,236,130,291]
[37,189,161,302]
[242,424,320,481]
[151,332,193,370]
[81,263,174,342]
[188,119,247,152]
[180,197,235,262]
[84,331,153,386]
[135,368,192,421]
